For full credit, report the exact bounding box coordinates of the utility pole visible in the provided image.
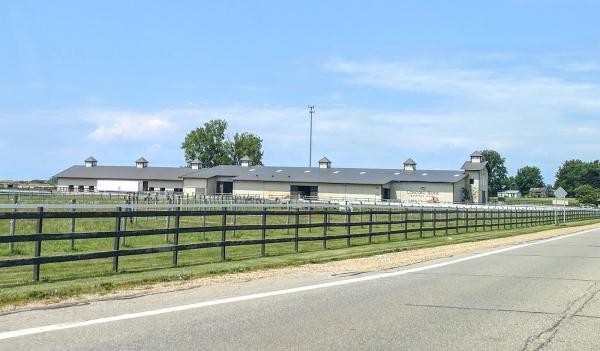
[308,105,315,167]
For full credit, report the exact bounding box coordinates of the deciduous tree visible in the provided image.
[481,150,508,196]
[514,166,544,195]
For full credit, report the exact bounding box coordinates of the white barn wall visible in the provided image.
[146,180,182,191]
[97,180,140,192]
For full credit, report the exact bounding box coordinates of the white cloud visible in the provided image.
[86,110,173,141]
[328,59,600,111]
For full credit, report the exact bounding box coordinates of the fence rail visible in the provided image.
[1,206,599,282]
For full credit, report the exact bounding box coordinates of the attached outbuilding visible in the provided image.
[55,157,191,193]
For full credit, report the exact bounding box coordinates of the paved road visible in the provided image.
[2,227,600,350]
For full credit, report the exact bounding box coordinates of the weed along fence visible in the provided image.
[0,204,599,283]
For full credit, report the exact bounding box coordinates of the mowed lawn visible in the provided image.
[1,209,461,285]
[1,199,596,305]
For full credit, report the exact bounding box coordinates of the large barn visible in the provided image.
[55,151,489,204]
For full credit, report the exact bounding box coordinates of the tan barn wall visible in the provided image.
[318,183,381,201]
[206,178,218,194]
[183,178,208,196]
[453,178,468,202]
[465,169,489,204]
[233,181,290,198]
[390,182,456,203]
[234,181,382,201]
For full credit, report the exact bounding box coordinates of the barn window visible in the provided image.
[470,179,475,185]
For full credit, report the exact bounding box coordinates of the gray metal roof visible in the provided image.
[470,150,483,157]
[240,156,251,161]
[461,161,489,171]
[404,158,417,165]
[85,156,97,162]
[136,157,148,163]
[55,165,191,181]
[190,159,202,164]
[181,165,249,179]
[319,157,331,163]
[184,166,467,185]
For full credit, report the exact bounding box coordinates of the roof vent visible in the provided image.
[190,159,202,170]
[84,156,97,168]
[403,158,416,171]
[319,157,332,169]
[240,156,251,167]
[136,157,148,168]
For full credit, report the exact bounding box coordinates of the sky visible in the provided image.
[1,1,600,183]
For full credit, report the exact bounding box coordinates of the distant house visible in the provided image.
[498,190,522,198]
[529,187,552,198]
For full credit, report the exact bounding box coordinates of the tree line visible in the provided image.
[482,150,599,205]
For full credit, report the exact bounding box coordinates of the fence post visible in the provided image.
[465,208,469,233]
[368,210,373,244]
[482,208,487,231]
[172,207,180,266]
[261,207,267,257]
[113,207,122,273]
[445,207,449,235]
[404,207,408,240]
[511,208,514,228]
[294,208,300,253]
[323,208,328,249]
[497,208,501,230]
[165,203,171,243]
[203,208,207,240]
[8,195,17,253]
[419,207,424,239]
[346,209,352,247]
[387,207,392,241]
[456,207,460,234]
[33,206,44,282]
[70,199,77,250]
[474,207,478,232]
[221,207,227,261]
[432,210,436,236]
[233,206,237,238]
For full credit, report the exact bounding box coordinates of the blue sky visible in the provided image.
[2,1,600,183]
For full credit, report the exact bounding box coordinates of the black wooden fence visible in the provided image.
[1,206,598,281]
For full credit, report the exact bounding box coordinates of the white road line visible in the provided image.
[1,227,598,341]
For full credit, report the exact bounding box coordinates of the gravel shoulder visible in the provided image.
[4,222,599,314]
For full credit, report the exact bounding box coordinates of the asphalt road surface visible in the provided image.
[2,227,600,350]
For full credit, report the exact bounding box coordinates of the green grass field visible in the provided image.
[1,203,597,306]
[491,196,580,206]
